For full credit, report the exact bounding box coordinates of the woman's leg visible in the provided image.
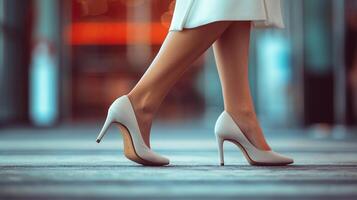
[213,21,271,150]
[127,21,232,147]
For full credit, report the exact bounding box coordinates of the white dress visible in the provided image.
[169,0,284,31]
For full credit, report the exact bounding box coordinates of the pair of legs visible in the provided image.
[127,21,270,150]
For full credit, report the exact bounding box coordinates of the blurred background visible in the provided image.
[1,0,357,199]
[0,0,356,132]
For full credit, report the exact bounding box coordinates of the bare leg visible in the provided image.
[127,21,232,147]
[213,21,271,150]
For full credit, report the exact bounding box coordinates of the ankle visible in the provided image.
[127,92,157,118]
[227,108,259,132]
[227,108,256,119]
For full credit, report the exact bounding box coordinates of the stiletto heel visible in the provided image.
[215,111,293,166]
[95,95,169,166]
[217,136,225,166]
[96,114,113,143]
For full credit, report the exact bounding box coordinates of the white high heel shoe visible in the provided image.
[96,95,169,166]
[215,111,293,166]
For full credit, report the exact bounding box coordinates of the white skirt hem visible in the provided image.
[169,0,285,32]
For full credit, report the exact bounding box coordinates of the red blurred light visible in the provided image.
[66,22,168,45]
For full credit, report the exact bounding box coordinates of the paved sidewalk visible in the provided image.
[0,124,357,199]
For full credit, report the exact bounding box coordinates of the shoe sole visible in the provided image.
[116,123,168,166]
